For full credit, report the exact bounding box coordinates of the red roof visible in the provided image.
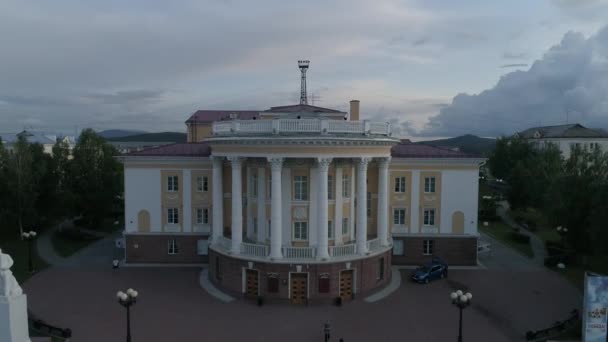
[263,104,345,114]
[391,141,480,159]
[127,143,211,157]
[186,110,260,124]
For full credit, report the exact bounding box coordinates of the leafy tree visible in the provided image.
[50,140,74,219]
[488,136,534,180]
[69,129,123,228]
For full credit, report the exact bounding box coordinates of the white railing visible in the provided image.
[241,242,269,257]
[366,238,381,252]
[282,246,316,259]
[329,243,356,257]
[217,236,232,250]
[212,119,392,137]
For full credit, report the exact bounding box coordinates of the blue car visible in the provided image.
[411,258,448,284]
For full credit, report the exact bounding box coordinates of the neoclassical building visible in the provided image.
[121,97,483,303]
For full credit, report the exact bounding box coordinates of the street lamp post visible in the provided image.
[22,231,37,273]
[556,226,568,246]
[117,288,138,342]
[450,289,472,342]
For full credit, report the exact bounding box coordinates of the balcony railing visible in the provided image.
[366,238,381,252]
[329,243,356,257]
[241,242,269,257]
[211,118,392,137]
[282,246,316,259]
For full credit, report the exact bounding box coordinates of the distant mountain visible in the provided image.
[98,129,147,139]
[416,134,496,156]
[106,132,186,143]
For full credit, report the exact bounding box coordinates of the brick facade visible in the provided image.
[208,248,392,303]
[125,234,210,264]
[392,236,478,266]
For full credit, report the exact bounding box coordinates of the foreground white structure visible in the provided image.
[0,249,30,342]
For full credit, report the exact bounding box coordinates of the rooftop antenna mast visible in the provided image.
[298,60,310,105]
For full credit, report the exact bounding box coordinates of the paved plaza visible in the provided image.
[24,265,581,342]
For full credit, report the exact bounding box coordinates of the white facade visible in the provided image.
[530,138,608,159]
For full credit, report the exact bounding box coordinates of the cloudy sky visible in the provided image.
[1,0,607,139]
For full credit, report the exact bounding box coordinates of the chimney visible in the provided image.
[349,100,360,121]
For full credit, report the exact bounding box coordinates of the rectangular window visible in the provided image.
[393,208,406,225]
[293,221,308,240]
[423,240,434,255]
[294,175,308,200]
[196,176,208,192]
[394,176,406,193]
[215,257,222,280]
[268,173,272,199]
[342,218,349,235]
[168,239,179,255]
[267,220,271,238]
[253,219,258,235]
[167,175,178,192]
[196,208,209,224]
[252,173,258,197]
[167,208,179,224]
[367,192,372,217]
[328,220,334,239]
[423,208,436,226]
[328,175,333,200]
[424,177,436,193]
[378,257,385,280]
[342,174,350,198]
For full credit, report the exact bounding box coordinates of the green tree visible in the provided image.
[488,136,534,180]
[50,140,74,219]
[70,129,123,228]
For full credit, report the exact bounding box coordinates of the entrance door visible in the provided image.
[245,269,259,298]
[340,270,354,300]
[290,273,308,305]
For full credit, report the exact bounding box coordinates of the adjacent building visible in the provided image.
[120,64,483,303]
[515,123,608,158]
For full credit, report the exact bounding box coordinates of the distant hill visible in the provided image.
[106,132,187,143]
[98,129,147,139]
[416,134,496,155]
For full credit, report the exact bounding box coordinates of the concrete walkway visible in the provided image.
[364,266,402,303]
[497,201,546,266]
[199,267,235,303]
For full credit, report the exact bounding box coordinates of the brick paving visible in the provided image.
[23,267,581,342]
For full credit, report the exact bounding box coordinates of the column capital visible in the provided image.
[356,157,372,170]
[227,156,244,167]
[316,157,332,171]
[377,157,391,169]
[267,157,284,171]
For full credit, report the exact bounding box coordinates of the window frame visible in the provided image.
[167,208,179,224]
[167,175,179,192]
[367,192,372,217]
[423,239,434,255]
[393,208,406,225]
[342,173,350,198]
[423,208,436,226]
[293,175,308,201]
[342,218,349,235]
[327,175,334,200]
[251,172,258,197]
[377,257,385,280]
[394,176,406,193]
[424,176,436,193]
[168,239,179,255]
[328,220,334,240]
[293,221,308,241]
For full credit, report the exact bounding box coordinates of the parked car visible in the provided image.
[411,257,448,284]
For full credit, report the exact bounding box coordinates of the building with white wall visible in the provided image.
[515,124,608,158]
[120,64,483,303]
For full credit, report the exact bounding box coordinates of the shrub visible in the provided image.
[510,232,530,243]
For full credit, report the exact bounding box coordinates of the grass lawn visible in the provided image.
[479,221,534,258]
[51,229,102,258]
[0,230,48,284]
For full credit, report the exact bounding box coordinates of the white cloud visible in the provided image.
[418,25,608,137]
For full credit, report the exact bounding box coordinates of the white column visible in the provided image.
[377,157,390,246]
[0,251,30,342]
[269,157,283,259]
[229,156,243,254]
[356,157,370,255]
[317,158,332,259]
[211,157,223,243]
[256,167,266,243]
[334,166,343,246]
